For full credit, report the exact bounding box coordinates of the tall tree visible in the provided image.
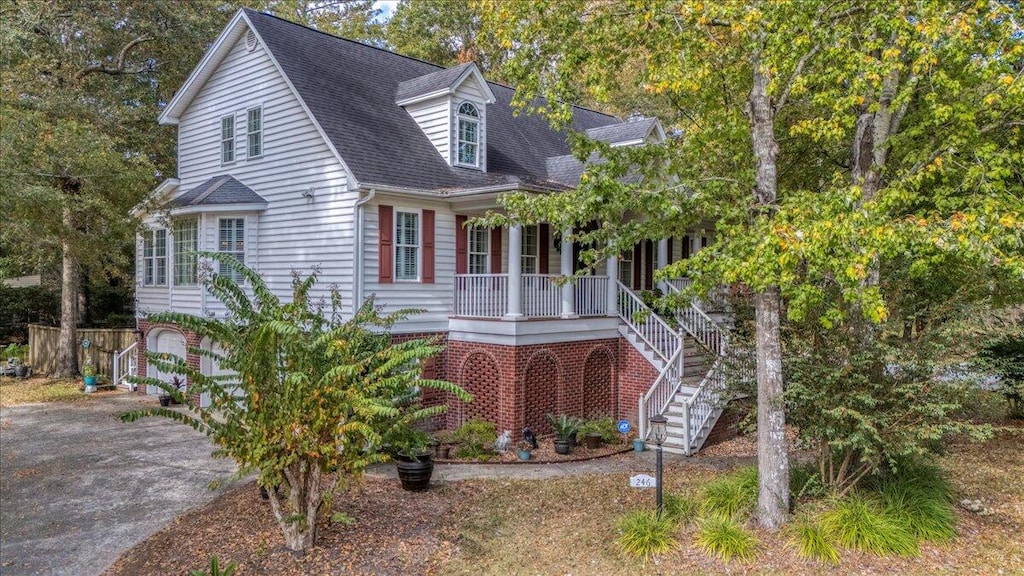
[0,1,240,376]
[256,0,384,43]
[481,0,1022,530]
[385,0,507,74]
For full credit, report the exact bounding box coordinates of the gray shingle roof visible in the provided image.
[585,117,658,144]
[166,175,267,208]
[244,9,623,192]
[395,62,475,103]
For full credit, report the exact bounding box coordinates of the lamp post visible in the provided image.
[649,414,668,518]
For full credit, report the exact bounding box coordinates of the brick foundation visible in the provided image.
[703,397,753,448]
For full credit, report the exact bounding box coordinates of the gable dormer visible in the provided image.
[396,62,496,171]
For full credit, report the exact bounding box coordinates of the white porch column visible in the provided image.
[657,238,669,291]
[560,227,576,318]
[606,250,618,317]
[505,224,524,319]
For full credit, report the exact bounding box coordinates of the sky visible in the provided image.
[373,0,399,21]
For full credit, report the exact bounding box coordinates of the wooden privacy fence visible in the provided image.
[28,324,137,376]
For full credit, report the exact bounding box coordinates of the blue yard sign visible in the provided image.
[617,419,632,435]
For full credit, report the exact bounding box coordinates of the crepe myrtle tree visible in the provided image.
[122,253,469,552]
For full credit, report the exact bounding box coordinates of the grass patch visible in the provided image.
[615,509,677,563]
[877,463,956,543]
[700,465,758,520]
[0,377,85,406]
[662,492,699,524]
[819,493,918,557]
[788,518,840,564]
[694,515,757,562]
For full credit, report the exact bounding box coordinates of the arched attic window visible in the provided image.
[457,102,480,167]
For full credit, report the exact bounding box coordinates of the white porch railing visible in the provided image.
[113,342,138,390]
[638,344,685,444]
[664,279,727,355]
[615,280,681,363]
[521,274,561,317]
[454,274,509,318]
[575,275,609,317]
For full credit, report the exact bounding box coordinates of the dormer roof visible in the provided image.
[585,117,665,146]
[395,62,496,106]
[165,175,267,209]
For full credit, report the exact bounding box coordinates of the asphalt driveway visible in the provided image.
[0,394,240,576]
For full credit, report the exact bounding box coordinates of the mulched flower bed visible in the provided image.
[437,437,631,464]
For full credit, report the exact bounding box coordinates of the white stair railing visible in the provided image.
[113,342,138,390]
[664,280,728,356]
[638,345,684,441]
[615,280,681,363]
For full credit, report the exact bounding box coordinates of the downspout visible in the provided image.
[353,187,376,313]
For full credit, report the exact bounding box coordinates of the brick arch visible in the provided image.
[583,347,615,419]
[453,351,502,428]
[522,351,562,434]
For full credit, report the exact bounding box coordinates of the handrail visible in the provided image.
[683,355,728,453]
[664,280,727,356]
[615,280,680,363]
[113,342,138,390]
[638,344,684,441]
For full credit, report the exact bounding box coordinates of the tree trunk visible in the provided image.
[54,206,80,378]
[748,56,790,529]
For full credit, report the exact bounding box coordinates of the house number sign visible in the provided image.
[630,474,657,488]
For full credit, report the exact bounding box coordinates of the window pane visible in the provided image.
[248,132,261,157]
[173,219,198,286]
[221,116,233,140]
[396,246,417,280]
[246,109,262,157]
[458,102,478,117]
[247,108,261,132]
[218,219,245,282]
[458,142,476,165]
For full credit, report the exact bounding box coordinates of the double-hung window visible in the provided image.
[618,250,633,286]
[395,210,419,281]
[218,218,245,283]
[173,218,198,286]
[143,229,167,286]
[521,225,538,274]
[220,116,234,163]
[468,226,489,274]
[456,102,479,167]
[246,107,262,158]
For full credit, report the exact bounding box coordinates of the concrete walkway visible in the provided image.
[0,394,240,576]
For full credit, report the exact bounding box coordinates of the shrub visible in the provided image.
[662,492,699,524]
[546,413,582,442]
[578,416,621,443]
[453,419,497,459]
[877,462,956,543]
[790,462,826,500]
[616,509,677,563]
[788,518,840,564]
[700,466,758,520]
[694,516,758,562]
[819,493,918,556]
[189,556,236,576]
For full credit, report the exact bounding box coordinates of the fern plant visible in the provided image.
[122,254,470,552]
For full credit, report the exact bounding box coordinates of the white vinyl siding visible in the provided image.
[173,218,198,286]
[468,226,489,274]
[395,210,420,281]
[405,98,450,163]
[143,229,167,286]
[220,116,235,163]
[218,218,246,282]
[246,107,262,158]
[159,30,354,319]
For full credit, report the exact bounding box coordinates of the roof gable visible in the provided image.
[395,62,495,106]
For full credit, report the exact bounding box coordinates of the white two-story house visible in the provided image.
[131,8,735,454]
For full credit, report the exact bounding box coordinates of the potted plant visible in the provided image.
[169,375,186,405]
[432,430,458,459]
[82,360,97,392]
[546,413,581,455]
[515,441,533,461]
[391,430,434,492]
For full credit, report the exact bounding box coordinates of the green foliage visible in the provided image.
[979,332,1024,419]
[700,467,758,520]
[121,255,469,551]
[790,463,826,500]
[330,512,356,526]
[384,0,506,76]
[578,416,620,443]
[819,493,918,557]
[662,493,699,524]
[0,286,58,343]
[694,516,758,562]
[546,413,582,442]
[875,462,956,543]
[453,419,497,459]
[189,556,236,576]
[787,518,840,565]
[615,509,677,563]
[3,343,28,363]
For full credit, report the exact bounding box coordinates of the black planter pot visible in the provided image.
[14,364,29,378]
[553,439,571,455]
[159,395,171,407]
[395,453,434,492]
[569,431,579,447]
[584,433,602,450]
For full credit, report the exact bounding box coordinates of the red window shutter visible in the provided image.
[632,244,641,290]
[538,224,550,273]
[422,209,435,283]
[378,205,393,284]
[490,228,502,274]
[455,215,468,274]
